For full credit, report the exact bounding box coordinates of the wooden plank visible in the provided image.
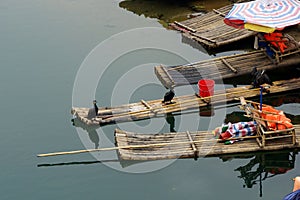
[190,32,216,43]
[140,99,157,115]
[159,65,175,88]
[212,8,226,17]
[154,65,174,89]
[141,99,153,110]
[221,58,237,73]
[173,21,196,33]
[186,131,198,160]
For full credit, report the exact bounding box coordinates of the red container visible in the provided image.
[198,79,215,97]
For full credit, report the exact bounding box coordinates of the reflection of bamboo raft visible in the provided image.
[115,125,300,161]
[233,150,296,197]
[72,78,300,126]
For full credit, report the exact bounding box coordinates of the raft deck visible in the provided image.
[170,1,254,49]
[115,125,300,161]
[71,78,300,126]
[155,50,300,88]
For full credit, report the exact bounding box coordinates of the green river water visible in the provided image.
[1,0,300,199]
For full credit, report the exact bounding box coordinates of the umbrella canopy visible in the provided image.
[224,0,300,33]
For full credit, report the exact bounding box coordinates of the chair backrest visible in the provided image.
[251,103,293,131]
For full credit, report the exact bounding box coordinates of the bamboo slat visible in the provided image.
[186,131,198,160]
[212,9,226,17]
[173,21,196,33]
[221,58,237,73]
[141,99,156,114]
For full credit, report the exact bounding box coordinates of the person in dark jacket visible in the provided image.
[283,176,300,200]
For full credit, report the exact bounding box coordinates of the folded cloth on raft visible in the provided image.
[213,121,257,140]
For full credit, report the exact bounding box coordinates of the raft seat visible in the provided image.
[259,33,300,64]
[270,34,300,64]
[251,104,296,148]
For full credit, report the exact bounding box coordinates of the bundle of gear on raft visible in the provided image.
[214,98,295,146]
[239,97,296,147]
[263,32,288,53]
[254,31,300,64]
[258,105,294,131]
[213,121,257,144]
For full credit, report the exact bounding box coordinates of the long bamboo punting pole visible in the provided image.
[37,135,259,157]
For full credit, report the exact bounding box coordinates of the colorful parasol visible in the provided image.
[224,0,300,33]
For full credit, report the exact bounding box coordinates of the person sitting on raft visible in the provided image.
[283,176,300,200]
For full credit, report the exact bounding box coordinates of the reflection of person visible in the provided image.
[283,176,300,200]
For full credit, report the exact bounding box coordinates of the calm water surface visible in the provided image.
[1,0,300,199]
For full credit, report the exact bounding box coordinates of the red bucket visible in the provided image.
[198,79,215,97]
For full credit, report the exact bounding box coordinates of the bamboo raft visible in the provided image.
[114,125,300,161]
[155,50,300,88]
[170,1,254,49]
[71,78,300,126]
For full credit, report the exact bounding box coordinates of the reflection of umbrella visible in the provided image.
[224,0,300,33]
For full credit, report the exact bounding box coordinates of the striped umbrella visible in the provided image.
[224,0,300,33]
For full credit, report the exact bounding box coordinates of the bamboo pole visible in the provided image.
[186,131,198,159]
[173,21,197,33]
[221,58,237,73]
[213,8,226,16]
[141,99,154,111]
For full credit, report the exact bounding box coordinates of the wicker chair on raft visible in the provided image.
[239,97,296,148]
[256,32,300,64]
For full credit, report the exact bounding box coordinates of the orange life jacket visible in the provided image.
[263,33,287,53]
[260,106,293,130]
